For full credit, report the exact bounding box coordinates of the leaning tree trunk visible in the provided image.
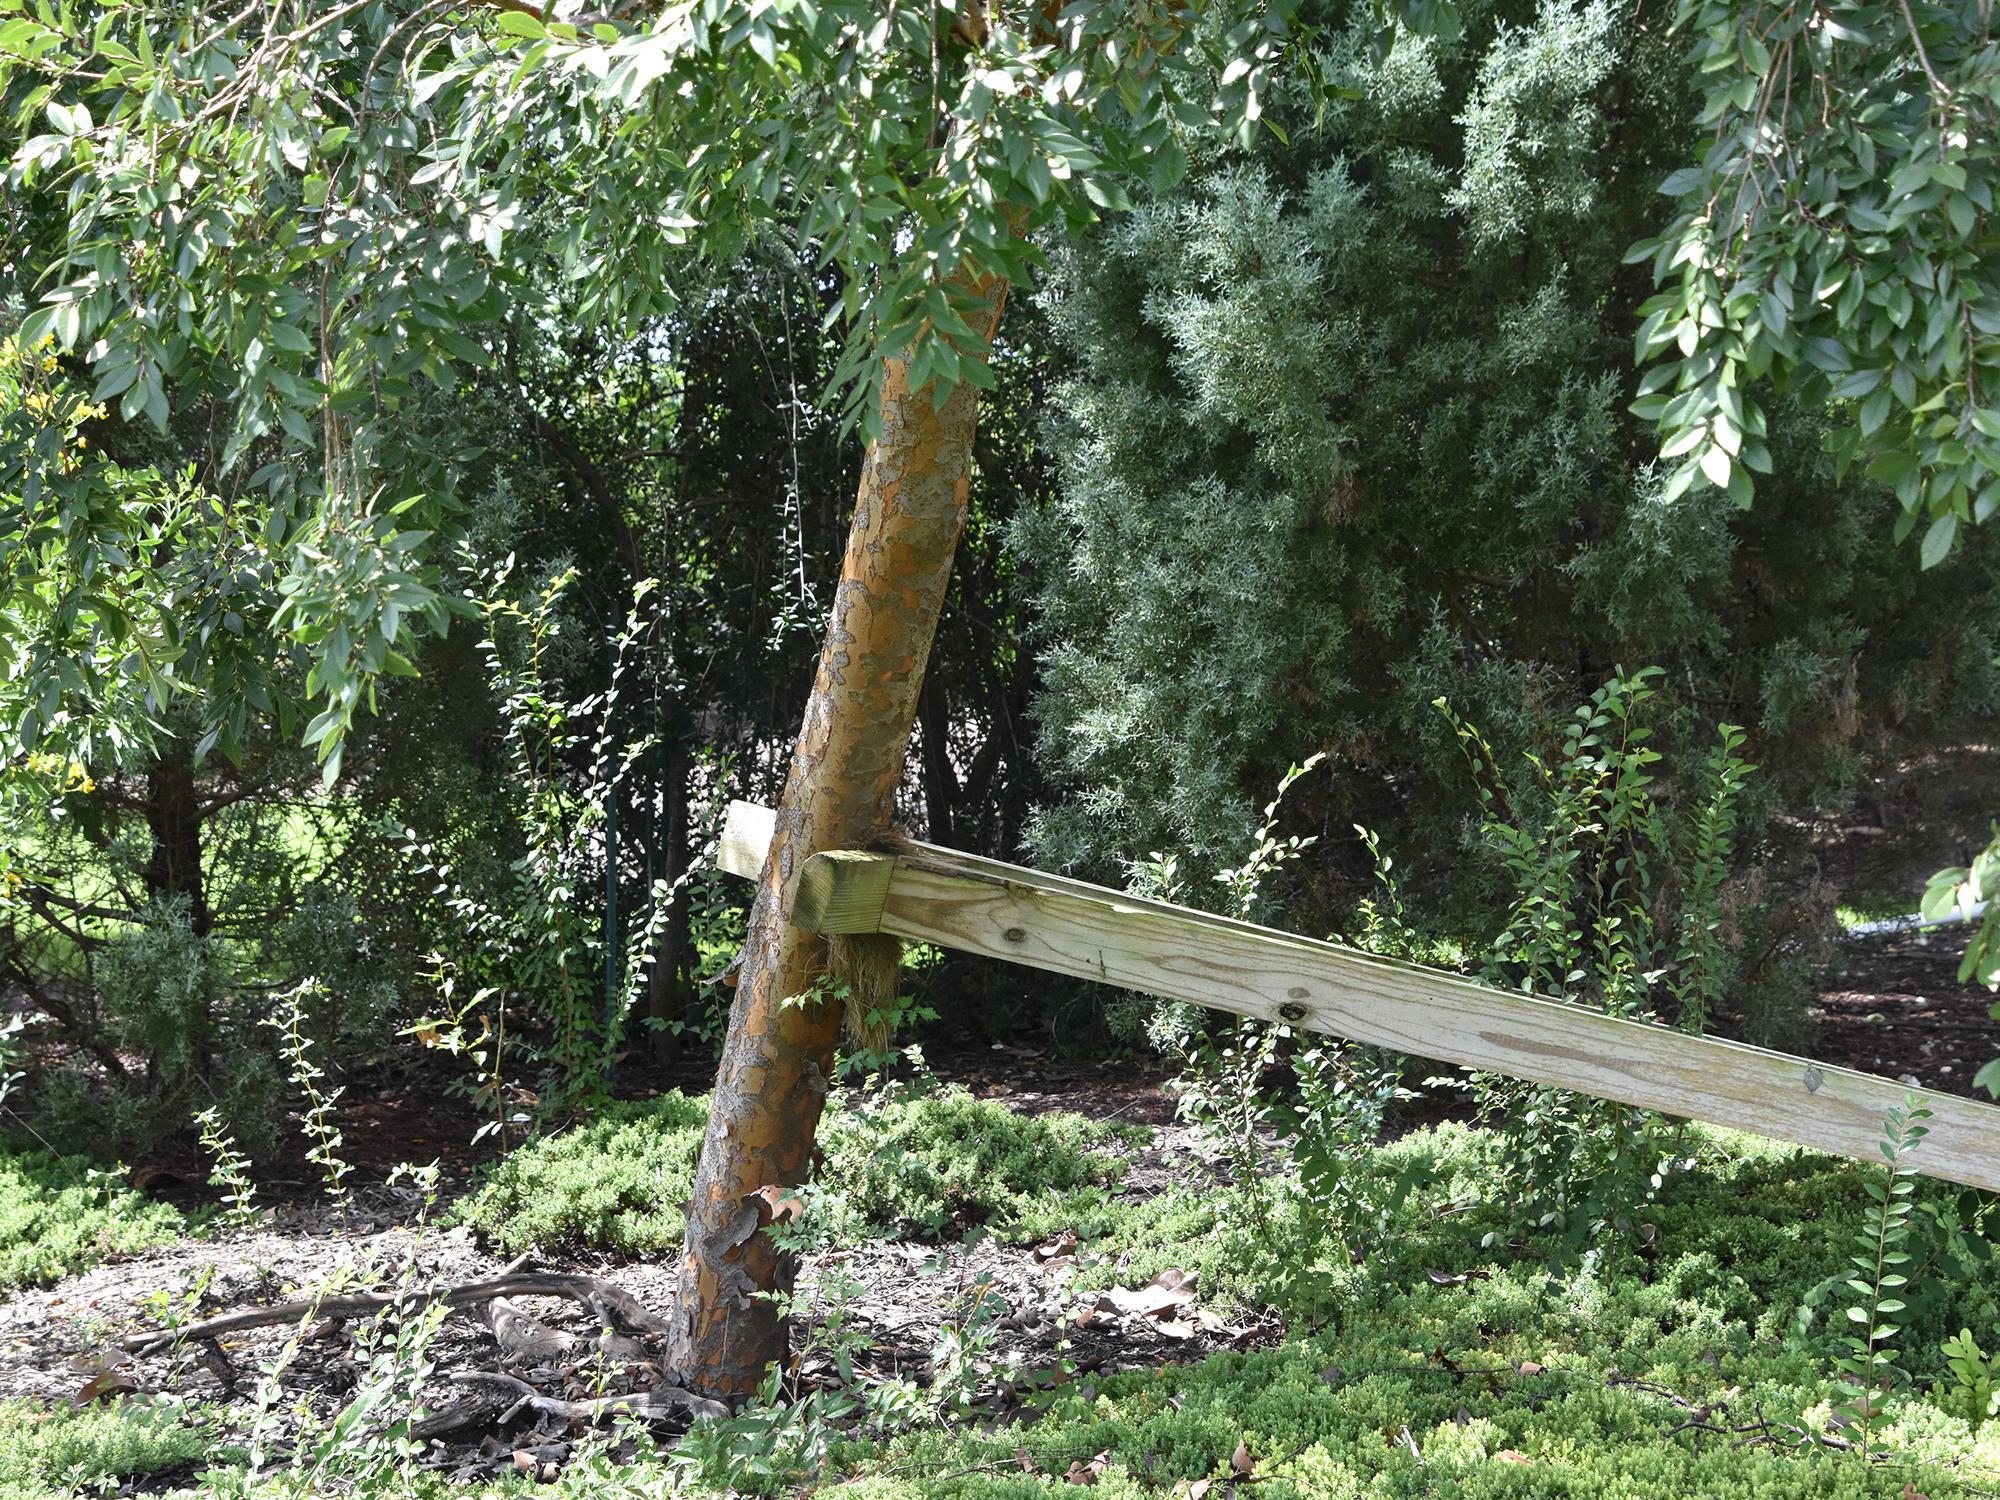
[665,270,1010,1396]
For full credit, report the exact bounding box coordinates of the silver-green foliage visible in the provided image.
[1022,0,2000,899]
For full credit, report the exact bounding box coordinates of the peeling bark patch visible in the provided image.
[666,267,1013,1397]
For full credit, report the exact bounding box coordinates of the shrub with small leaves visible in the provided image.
[1832,1096,1931,1443]
[455,1089,1133,1255]
[0,1139,183,1289]
[1939,1328,2000,1428]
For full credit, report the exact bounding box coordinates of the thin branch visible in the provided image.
[1896,0,1952,101]
[120,1271,671,1357]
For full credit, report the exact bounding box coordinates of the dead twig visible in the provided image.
[446,1370,729,1426]
[121,1273,670,1358]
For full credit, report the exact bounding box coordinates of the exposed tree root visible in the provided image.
[120,1273,671,1359]
[433,1370,729,1432]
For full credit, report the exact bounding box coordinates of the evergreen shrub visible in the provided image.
[1022,0,2000,959]
[453,1087,1134,1254]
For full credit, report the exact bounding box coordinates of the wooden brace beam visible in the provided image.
[715,801,2000,1194]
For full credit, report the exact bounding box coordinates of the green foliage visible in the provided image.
[268,980,354,1211]
[1922,832,2000,1102]
[1135,754,1414,1318]
[0,1400,212,1500]
[1024,0,2000,936]
[37,896,287,1159]
[0,1138,183,1288]
[1633,0,1999,556]
[815,1086,1134,1242]
[192,1106,260,1232]
[1,0,1304,781]
[1437,673,1755,1243]
[1831,1097,1930,1442]
[450,1093,708,1256]
[819,1124,2000,1497]
[1940,1328,2000,1427]
[453,1088,1133,1255]
[401,560,681,1117]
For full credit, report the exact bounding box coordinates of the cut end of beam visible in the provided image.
[795,849,897,935]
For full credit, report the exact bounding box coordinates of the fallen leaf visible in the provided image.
[1014,1446,1036,1473]
[512,1451,536,1475]
[1036,1232,1079,1262]
[1172,1480,1213,1499]
[1905,1486,1930,1500]
[1494,1450,1532,1465]
[1231,1440,1255,1477]
[71,1369,137,1407]
[1106,1268,1198,1319]
[1517,1360,1544,1376]
[1064,1450,1110,1486]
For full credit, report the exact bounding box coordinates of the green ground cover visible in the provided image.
[452,1086,1140,1254]
[9,1099,1998,1498]
[0,1401,215,1499]
[0,1138,185,1288]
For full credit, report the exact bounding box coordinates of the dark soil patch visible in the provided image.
[1816,926,1998,1097]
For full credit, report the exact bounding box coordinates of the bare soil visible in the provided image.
[0,1060,1268,1487]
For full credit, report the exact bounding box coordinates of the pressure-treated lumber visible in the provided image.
[716,800,2000,1193]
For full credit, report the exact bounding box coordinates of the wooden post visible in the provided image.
[715,801,2000,1195]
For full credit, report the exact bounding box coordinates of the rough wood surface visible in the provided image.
[714,800,2000,1194]
[666,259,1013,1398]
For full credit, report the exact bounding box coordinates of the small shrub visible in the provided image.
[817,1086,1136,1241]
[1940,1328,2000,1428]
[0,1401,213,1499]
[451,1092,709,1255]
[37,896,283,1161]
[454,1087,1134,1254]
[0,1139,185,1288]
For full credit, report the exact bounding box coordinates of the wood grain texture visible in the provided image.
[795,849,896,935]
[712,801,2000,1193]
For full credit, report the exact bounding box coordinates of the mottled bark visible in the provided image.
[665,271,1011,1396]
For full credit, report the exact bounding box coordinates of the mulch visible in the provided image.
[0,1060,1265,1487]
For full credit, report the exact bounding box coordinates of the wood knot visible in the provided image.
[1279,1002,1308,1023]
[1003,927,1027,943]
